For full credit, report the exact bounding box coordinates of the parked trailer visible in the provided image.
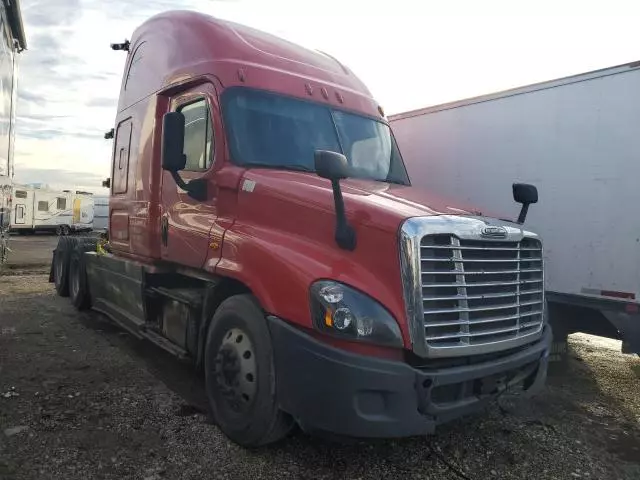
[11,184,94,235]
[92,195,108,231]
[389,60,640,358]
[50,10,551,448]
[0,0,26,263]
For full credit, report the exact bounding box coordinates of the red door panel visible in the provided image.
[160,83,224,269]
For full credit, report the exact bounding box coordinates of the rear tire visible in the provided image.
[53,237,73,297]
[69,247,92,310]
[204,295,294,447]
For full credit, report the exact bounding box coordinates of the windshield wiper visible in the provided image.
[385,178,410,186]
[243,162,315,173]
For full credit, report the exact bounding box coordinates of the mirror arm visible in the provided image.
[331,179,356,251]
[517,203,530,224]
[169,171,208,202]
[170,170,190,191]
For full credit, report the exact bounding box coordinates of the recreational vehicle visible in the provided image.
[11,184,94,235]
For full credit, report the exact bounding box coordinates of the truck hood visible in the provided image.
[230,169,488,335]
[241,170,484,233]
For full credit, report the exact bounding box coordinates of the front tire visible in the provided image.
[204,295,293,447]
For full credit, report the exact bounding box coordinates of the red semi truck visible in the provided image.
[51,10,551,447]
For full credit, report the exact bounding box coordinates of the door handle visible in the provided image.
[161,215,168,246]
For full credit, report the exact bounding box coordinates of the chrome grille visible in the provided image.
[420,235,544,348]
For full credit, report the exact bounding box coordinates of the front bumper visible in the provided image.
[268,316,551,438]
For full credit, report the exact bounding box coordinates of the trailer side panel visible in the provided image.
[391,66,640,304]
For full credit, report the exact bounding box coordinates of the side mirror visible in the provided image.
[513,183,538,224]
[161,111,208,202]
[162,111,187,172]
[314,150,356,251]
[314,150,350,181]
[513,183,538,205]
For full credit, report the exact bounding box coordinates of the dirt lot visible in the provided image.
[4,234,58,269]
[1,238,639,479]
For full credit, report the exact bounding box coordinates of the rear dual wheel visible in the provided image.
[55,225,71,236]
[52,237,95,308]
[53,237,73,296]
[68,248,91,310]
[204,295,293,447]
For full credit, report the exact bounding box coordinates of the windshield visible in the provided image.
[221,88,409,184]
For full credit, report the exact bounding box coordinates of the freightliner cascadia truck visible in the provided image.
[0,0,26,264]
[50,10,551,447]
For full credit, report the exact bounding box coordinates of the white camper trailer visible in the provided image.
[10,184,94,235]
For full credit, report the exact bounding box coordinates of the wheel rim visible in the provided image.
[214,328,257,413]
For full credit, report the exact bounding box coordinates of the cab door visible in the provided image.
[160,83,222,269]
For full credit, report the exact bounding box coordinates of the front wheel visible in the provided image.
[204,295,294,447]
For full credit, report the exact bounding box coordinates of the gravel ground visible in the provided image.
[5,234,58,268]
[1,273,639,480]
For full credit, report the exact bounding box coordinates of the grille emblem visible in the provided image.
[480,225,508,238]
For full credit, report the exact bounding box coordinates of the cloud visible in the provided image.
[21,0,83,26]
[85,97,118,108]
[17,90,43,103]
[13,167,109,195]
[15,0,215,189]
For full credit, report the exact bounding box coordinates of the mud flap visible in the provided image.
[604,310,640,355]
[521,348,550,397]
[49,249,56,283]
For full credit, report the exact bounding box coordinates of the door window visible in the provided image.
[178,99,213,171]
[112,119,132,194]
[38,201,48,212]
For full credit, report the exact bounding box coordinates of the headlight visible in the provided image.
[309,280,403,348]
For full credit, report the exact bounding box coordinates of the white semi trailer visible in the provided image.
[390,60,640,358]
[92,194,108,231]
[0,0,26,263]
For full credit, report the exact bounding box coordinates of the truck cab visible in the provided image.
[52,10,551,447]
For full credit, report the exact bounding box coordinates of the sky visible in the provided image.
[13,0,640,194]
